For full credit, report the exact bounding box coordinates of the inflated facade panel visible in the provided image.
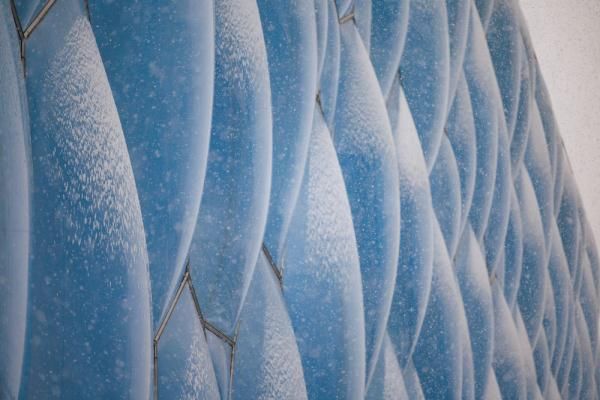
[0,0,599,399]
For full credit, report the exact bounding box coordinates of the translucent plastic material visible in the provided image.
[0,4,29,398]
[232,252,308,400]
[158,288,220,400]
[334,23,400,384]
[20,1,152,398]
[89,0,215,330]
[258,0,317,268]
[400,0,450,170]
[386,81,434,367]
[284,109,366,400]
[189,0,272,335]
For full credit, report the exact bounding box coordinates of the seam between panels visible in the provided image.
[22,0,56,38]
[262,243,283,287]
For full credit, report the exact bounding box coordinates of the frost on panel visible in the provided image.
[412,225,472,400]
[284,108,365,400]
[232,252,308,400]
[257,0,317,269]
[334,22,400,385]
[386,80,434,367]
[365,333,408,400]
[158,289,220,400]
[189,0,272,335]
[0,3,29,399]
[88,0,215,329]
[399,0,450,170]
[21,2,151,398]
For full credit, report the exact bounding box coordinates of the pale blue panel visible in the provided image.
[474,0,495,29]
[386,81,433,367]
[525,102,554,244]
[368,0,409,98]
[533,329,551,395]
[334,22,400,384]
[491,285,527,400]
[233,252,307,400]
[284,108,366,400]
[502,188,523,310]
[189,0,272,335]
[482,119,511,272]
[464,7,499,239]
[542,273,557,357]
[454,227,494,399]
[13,0,44,29]
[366,333,409,400]
[574,302,596,399]
[547,222,573,374]
[354,0,372,51]
[319,0,340,128]
[412,225,470,400]
[0,3,29,399]
[400,0,450,170]
[557,170,581,293]
[206,331,232,399]
[89,0,215,330]
[402,360,425,400]
[509,39,533,171]
[557,311,577,391]
[580,253,599,353]
[445,74,476,234]
[258,0,317,268]
[515,169,547,344]
[429,136,461,256]
[20,1,152,397]
[565,333,582,399]
[485,0,522,134]
[445,0,470,104]
[513,309,544,400]
[158,289,220,400]
[315,0,328,79]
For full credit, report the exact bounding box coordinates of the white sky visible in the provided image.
[519,0,600,244]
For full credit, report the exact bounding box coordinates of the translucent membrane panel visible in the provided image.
[365,333,409,400]
[515,170,547,343]
[411,225,472,400]
[206,330,233,400]
[445,0,470,104]
[88,0,215,329]
[157,288,220,400]
[491,284,527,399]
[13,0,45,30]
[454,228,494,399]
[525,103,554,241]
[367,0,409,98]
[509,40,533,172]
[402,360,425,399]
[318,0,340,128]
[444,75,476,234]
[232,252,308,400]
[334,22,400,384]
[386,80,433,367]
[463,8,499,239]
[399,0,450,170]
[485,0,522,133]
[257,0,317,269]
[20,1,152,397]
[284,108,365,400]
[189,0,272,335]
[429,136,462,257]
[482,120,511,272]
[502,189,524,309]
[0,4,29,399]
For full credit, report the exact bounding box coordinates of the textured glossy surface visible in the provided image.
[1,0,599,398]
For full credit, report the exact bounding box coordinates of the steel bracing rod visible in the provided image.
[262,243,283,285]
[23,0,56,39]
